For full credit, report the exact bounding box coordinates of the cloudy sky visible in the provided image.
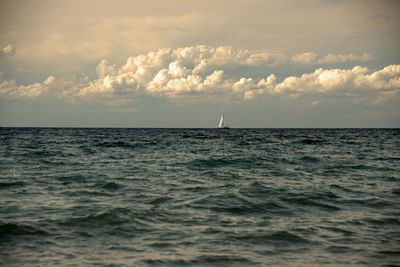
[0,0,399,127]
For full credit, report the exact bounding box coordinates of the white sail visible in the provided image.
[218,114,224,128]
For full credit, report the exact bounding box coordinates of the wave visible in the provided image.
[1,128,399,266]
[0,222,48,237]
[142,255,257,266]
[281,193,341,211]
[145,196,172,205]
[56,173,88,184]
[62,189,115,197]
[295,138,326,145]
[0,181,26,189]
[94,140,159,149]
[363,217,400,226]
[181,133,218,140]
[182,190,288,215]
[391,188,400,196]
[59,209,131,227]
[238,181,288,199]
[96,181,125,190]
[210,201,286,215]
[320,226,354,236]
[185,157,265,170]
[300,155,320,163]
[227,230,310,245]
[340,197,392,208]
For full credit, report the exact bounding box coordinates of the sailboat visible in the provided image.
[218,114,230,129]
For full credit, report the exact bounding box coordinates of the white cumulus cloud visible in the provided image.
[74,46,289,98]
[0,76,55,99]
[272,65,400,96]
[1,46,398,103]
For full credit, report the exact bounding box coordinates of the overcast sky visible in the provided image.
[0,0,399,127]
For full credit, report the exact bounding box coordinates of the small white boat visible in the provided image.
[218,114,230,129]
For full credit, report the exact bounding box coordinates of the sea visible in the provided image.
[0,128,399,267]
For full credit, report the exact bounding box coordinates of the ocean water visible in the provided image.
[0,128,399,267]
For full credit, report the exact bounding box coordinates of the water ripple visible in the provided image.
[0,128,399,266]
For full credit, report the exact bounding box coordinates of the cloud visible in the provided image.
[1,44,16,58]
[319,53,372,64]
[0,76,55,99]
[291,52,372,65]
[96,59,116,78]
[291,52,318,64]
[272,65,400,96]
[72,46,384,99]
[1,46,398,103]
[76,46,284,97]
[73,46,399,100]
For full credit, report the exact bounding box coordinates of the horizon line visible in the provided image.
[1,126,399,129]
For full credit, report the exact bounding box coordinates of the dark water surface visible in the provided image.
[0,128,399,266]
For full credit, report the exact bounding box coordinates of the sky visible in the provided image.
[0,0,399,127]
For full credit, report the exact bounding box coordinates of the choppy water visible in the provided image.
[0,128,399,266]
